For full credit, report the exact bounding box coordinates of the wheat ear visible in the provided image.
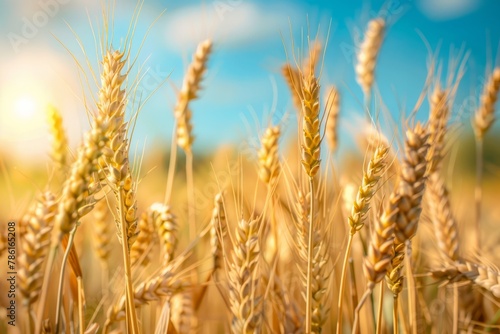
[425,87,460,261]
[171,292,196,333]
[302,40,322,78]
[337,144,388,334]
[432,260,500,298]
[130,209,156,268]
[92,200,113,267]
[18,192,56,324]
[210,192,227,271]
[47,105,69,167]
[258,125,281,262]
[36,108,108,334]
[427,87,450,174]
[301,73,321,178]
[325,86,340,153]
[427,174,459,261]
[104,262,188,329]
[474,67,500,138]
[299,70,321,334]
[353,198,397,334]
[228,218,262,334]
[258,125,281,186]
[356,18,386,96]
[282,63,303,112]
[95,49,142,334]
[386,124,429,294]
[384,124,429,334]
[149,202,178,265]
[42,319,52,334]
[175,39,212,152]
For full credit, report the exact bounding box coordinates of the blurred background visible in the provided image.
[0,0,499,211]
[0,0,499,158]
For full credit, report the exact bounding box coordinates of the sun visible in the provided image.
[14,95,38,119]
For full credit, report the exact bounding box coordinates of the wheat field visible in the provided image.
[1,1,500,334]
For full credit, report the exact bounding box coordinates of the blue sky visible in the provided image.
[0,0,499,161]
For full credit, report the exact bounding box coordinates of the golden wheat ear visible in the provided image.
[47,105,69,168]
[474,67,500,138]
[300,73,321,178]
[258,125,281,186]
[104,259,189,330]
[228,218,263,333]
[325,86,340,153]
[282,63,304,112]
[210,192,227,272]
[356,18,386,96]
[175,39,213,153]
[19,192,56,312]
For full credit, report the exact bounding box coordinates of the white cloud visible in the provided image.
[163,2,303,50]
[417,0,480,20]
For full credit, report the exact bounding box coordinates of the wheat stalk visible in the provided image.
[473,67,500,249]
[93,49,143,334]
[353,197,397,333]
[425,86,460,262]
[293,190,330,334]
[337,144,388,334]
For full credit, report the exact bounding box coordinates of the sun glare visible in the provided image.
[14,95,37,118]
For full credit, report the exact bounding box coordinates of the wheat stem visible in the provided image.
[393,294,399,334]
[35,244,58,334]
[164,121,178,204]
[186,151,196,240]
[336,234,353,334]
[55,227,76,334]
[117,189,140,334]
[78,277,84,334]
[376,283,384,334]
[453,284,458,334]
[305,177,315,334]
[352,285,373,334]
[474,137,483,250]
